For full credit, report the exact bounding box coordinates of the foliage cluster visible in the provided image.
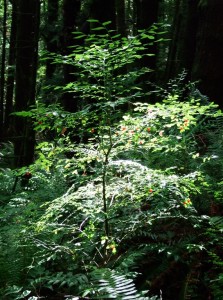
[0,21,223,300]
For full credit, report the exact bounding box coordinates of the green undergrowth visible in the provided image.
[1,94,223,299]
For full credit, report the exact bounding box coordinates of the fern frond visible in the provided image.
[209,216,223,229]
[90,268,159,300]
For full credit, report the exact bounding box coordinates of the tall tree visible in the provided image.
[0,0,7,138]
[116,0,126,36]
[191,0,223,108]
[61,0,81,112]
[135,0,159,64]
[165,0,223,108]
[4,0,17,132]
[133,0,160,91]
[13,0,40,167]
[45,0,59,80]
[89,0,116,29]
[135,0,159,31]
[165,0,199,81]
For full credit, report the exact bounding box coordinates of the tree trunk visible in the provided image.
[135,0,159,66]
[165,0,199,81]
[191,0,223,108]
[45,0,59,80]
[89,0,116,30]
[61,0,81,112]
[135,0,159,30]
[14,0,40,167]
[116,0,126,36]
[0,0,7,138]
[133,0,159,94]
[4,0,17,133]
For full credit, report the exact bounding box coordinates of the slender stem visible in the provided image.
[102,127,113,239]
[102,166,109,236]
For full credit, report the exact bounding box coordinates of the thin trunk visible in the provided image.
[116,0,126,36]
[4,0,17,132]
[45,0,59,79]
[0,0,7,138]
[135,0,159,71]
[133,0,159,99]
[14,0,40,167]
[164,0,181,80]
[62,0,81,112]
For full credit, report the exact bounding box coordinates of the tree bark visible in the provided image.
[4,0,17,133]
[135,0,159,69]
[191,0,223,108]
[45,0,59,79]
[165,0,199,81]
[0,0,7,138]
[89,0,116,30]
[135,0,159,30]
[133,0,159,93]
[14,0,40,167]
[61,0,81,112]
[116,0,126,36]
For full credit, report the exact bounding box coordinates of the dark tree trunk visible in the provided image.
[62,0,81,55]
[4,0,17,133]
[135,0,159,30]
[62,0,81,112]
[14,0,40,167]
[116,0,126,36]
[125,0,135,35]
[0,0,7,138]
[133,0,159,95]
[191,0,223,108]
[164,0,180,80]
[45,0,59,79]
[89,0,116,30]
[165,0,199,81]
[135,0,159,67]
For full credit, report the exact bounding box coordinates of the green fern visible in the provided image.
[89,268,160,300]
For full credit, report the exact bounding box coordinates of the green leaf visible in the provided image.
[87,19,99,23]
[11,111,32,117]
[102,21,112,26]
[92,27,105,31]
[74,34,86,39]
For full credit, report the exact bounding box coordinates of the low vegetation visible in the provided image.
[0,22,223,300]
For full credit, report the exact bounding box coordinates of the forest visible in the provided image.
[0,0,223,299]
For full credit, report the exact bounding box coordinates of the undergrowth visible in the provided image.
[1,21,223,299]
